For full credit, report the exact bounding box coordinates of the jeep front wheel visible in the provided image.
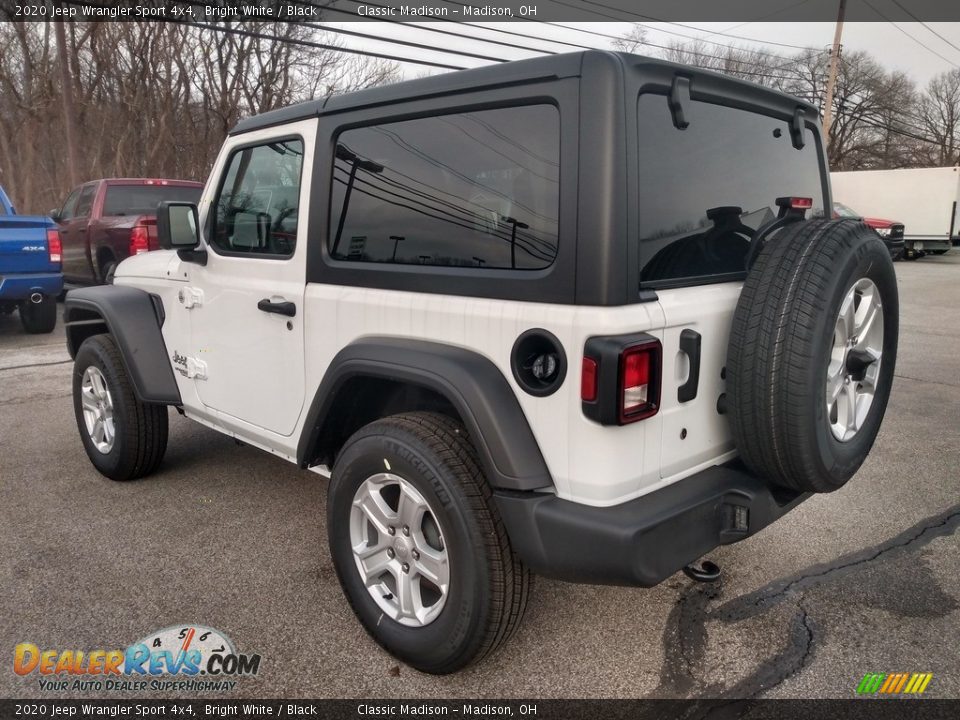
[727,219,898,493]
[72,334,169,481]
[327,412,530,674]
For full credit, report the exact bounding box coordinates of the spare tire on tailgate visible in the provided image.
[727,219,898,493]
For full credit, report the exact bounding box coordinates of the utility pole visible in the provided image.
[821,0,847,152]
[54,21,79,188]
[389,235,405,262]
[332,145,383,256]
[500,215,529,269]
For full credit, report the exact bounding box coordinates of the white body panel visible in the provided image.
[297,282,737,506]
[116,118,742,508]
[831,167,960,241]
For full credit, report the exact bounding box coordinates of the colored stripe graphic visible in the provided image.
[857,673,885,694]
[893,674,909,693]
[856,672,932,694]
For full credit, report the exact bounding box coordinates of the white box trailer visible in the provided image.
[831,166,960,256]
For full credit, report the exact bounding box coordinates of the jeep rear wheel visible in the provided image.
[727,219,898,493]
[327,412,530,674]
[72,334,169,481]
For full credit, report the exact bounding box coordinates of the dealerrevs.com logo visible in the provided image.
[14,625,261,692]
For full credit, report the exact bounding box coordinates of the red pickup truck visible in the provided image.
[53,178,203,285]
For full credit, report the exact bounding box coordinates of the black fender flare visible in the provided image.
[64,285,181,405]
[297,337,553,492]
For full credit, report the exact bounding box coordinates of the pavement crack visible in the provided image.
[894,372,960,388]
[653,505,960,700]
[747,505,960,612]
[797,596,814,671]
[735,595,816,701]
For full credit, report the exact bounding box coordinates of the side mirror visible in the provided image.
[49,209,61,223]
[157,201,200,250]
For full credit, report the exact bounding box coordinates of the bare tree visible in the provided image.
[917,68,960,167]
[613,25,647,54]
[0,19,401,213]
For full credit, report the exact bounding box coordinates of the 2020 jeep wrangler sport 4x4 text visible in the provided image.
[64,52,898,674]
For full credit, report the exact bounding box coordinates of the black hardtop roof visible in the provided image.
[230,50,816,136]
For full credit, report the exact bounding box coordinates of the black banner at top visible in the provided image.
[5,0,960,22]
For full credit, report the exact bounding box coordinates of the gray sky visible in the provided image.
[322,21,960,86]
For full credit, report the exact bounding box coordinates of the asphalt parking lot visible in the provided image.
[2,254,959,700]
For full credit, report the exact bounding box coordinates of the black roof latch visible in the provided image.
[669,76,692,130]
[790,106,806,150]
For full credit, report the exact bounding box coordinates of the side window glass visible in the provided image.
[212,138,304,257]
[75,184,96,218]
[329,105,560,270]
[60,188,82,221]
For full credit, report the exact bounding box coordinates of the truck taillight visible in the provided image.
[130,225,149,255]
[618,342,661,423]
[776,196,814,210]
[46,228,62,264]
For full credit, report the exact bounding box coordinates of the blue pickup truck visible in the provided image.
[0,185,63,333]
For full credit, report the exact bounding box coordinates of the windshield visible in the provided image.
[637,94,826,286]
[103,184,201,217]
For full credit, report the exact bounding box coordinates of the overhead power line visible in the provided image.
[862,0,959,67]
[187,20,468,71]
[887,0,960,58]
[63,0,473,69]
[692,0,816,40]
[538,18,802,67]
[432,0,795,61]
[545,0,810,51]
[311,22,510,63]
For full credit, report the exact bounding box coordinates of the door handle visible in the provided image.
[678,329,701,403]
[257,298,297,317]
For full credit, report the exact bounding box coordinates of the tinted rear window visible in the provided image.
[637,94,825,286]
[329,104,560,270]
[103,185,202,217]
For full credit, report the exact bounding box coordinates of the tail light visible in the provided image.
[580,357,598,402]
[46,228,62,265]
[619,342,660,423]
[130,225,150,255]
[776,196,813,210]
[581,334,662,425]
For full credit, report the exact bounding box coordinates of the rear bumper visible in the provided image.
[0,272,63,300]
[494,462,809,587]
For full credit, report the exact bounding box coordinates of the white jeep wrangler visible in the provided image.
[65,52,898,674]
